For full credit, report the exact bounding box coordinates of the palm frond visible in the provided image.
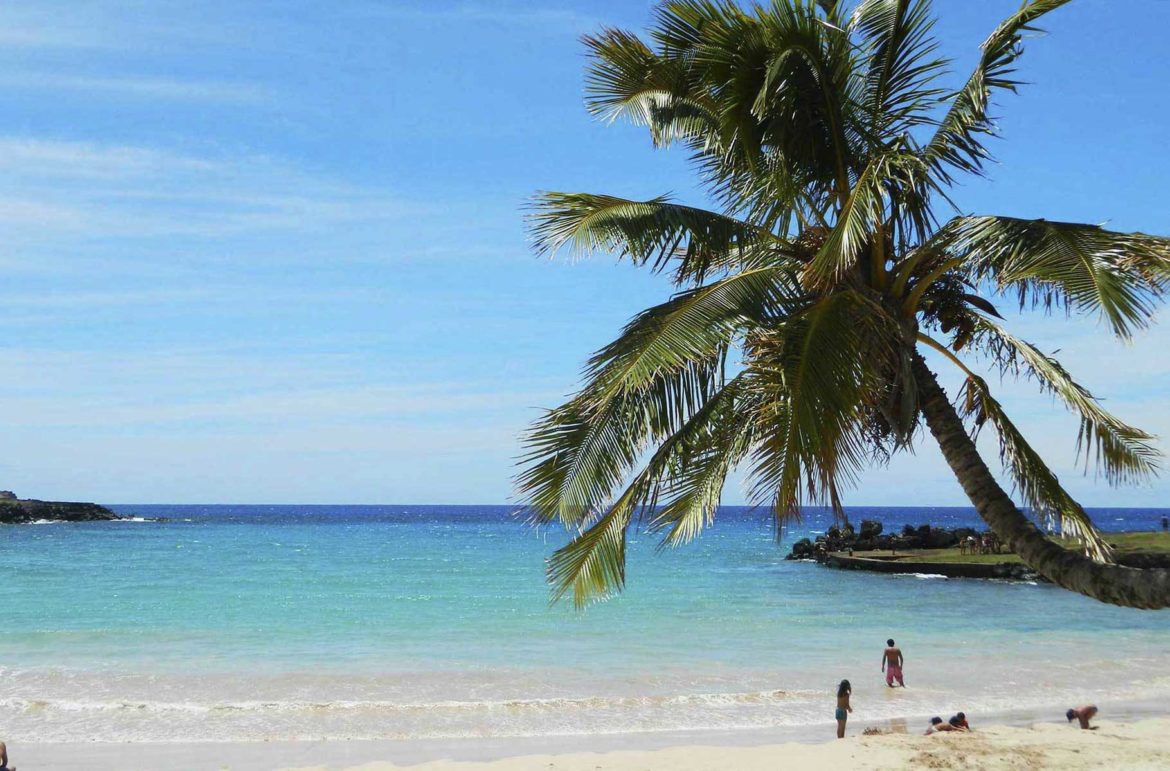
[969,318,1160,485]
[528,192,793,285]
[802,149,934,287]
[959,374,1112,561]
[517,395,644,528]
[746,291,897,526]
[546,478,642,608]
[548,371,755,606]
[851,0,948,140]
[585,266,805,406]
[933,215,1170,338]
[801,155,886,288]
[520,263,810,530]
[518,346,735,527]
[648,377,761,547]
[680,0,862,206]
[583,27,720,146]
[923,0,1071,184]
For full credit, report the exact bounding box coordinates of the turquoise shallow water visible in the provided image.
[1,505,1168,742]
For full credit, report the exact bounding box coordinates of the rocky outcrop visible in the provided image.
[823,553,1038,580]
[785,521,985,559]
[783,519,1038,581]
[0,497,118,524]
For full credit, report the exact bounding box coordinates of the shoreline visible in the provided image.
[304,717,1169,771]
[10,701,1167,770]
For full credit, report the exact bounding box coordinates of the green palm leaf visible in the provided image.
[585,266,805,405]
[802,149,933,287]
[746,291,895,522]
[547,372,754,606]
[583,27,719,147]
[529,192,793,285]
[959,374,1112,561]
[851,0,948,140]
[923,0,1072,184]
[519,264,810,528]
[648,378,761,547]
[934,215,1170,338]
[969,319,1160,485]
[545,475,642,608]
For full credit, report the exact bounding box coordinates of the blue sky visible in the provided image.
[2,0,1168,506]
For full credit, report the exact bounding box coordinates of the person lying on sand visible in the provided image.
[0,739,15,771]
[1067,705,1098,729]
[948,712,970,730]
[925,716,964,735]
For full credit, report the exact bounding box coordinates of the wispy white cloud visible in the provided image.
[0,285,388,313]
[0,138,219,177]
[0,2,269,52]
[0,137,428,244]
[2,383,556,431]
[0,72,267,103]
[353,2,598,32]
[0,15,108,50]
[1,345,562,409]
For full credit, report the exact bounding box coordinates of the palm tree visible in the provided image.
[517,0,1170,609]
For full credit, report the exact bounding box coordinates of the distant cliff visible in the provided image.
[0,493,118,524]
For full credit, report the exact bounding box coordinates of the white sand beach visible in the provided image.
[11,716,1169,770]
[289,717,1170,771]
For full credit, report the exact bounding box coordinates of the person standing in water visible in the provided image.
[835,679,852,738]
[882,638,905,687]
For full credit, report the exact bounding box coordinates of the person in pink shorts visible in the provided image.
[882,638,905,687]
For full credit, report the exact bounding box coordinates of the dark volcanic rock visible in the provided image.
[925,528,959,549]
[785,519,1007,562]
[0,498,119,524]
[786,537,815,560]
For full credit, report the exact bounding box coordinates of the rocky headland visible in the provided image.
[785,519,981,558]
[785,518,1170,580]
[0,490,119,524]
[785,518,1039,580]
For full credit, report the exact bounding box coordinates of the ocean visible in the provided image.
[2,505,1169,746]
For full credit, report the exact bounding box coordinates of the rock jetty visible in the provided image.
[785,518,1038,581]
[785,519,977,558]
[0,491,119,524]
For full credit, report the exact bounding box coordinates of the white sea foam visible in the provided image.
[3,655,1166,744]
[0,679,1160,744]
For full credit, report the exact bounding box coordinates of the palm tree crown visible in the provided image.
[517,0,1170,609]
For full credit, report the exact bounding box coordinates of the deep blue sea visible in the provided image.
[2,505,1168,744]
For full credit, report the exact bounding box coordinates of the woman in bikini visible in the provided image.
[835,679,852,738]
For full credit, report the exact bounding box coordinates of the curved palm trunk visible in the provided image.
[912,355,1170,609]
